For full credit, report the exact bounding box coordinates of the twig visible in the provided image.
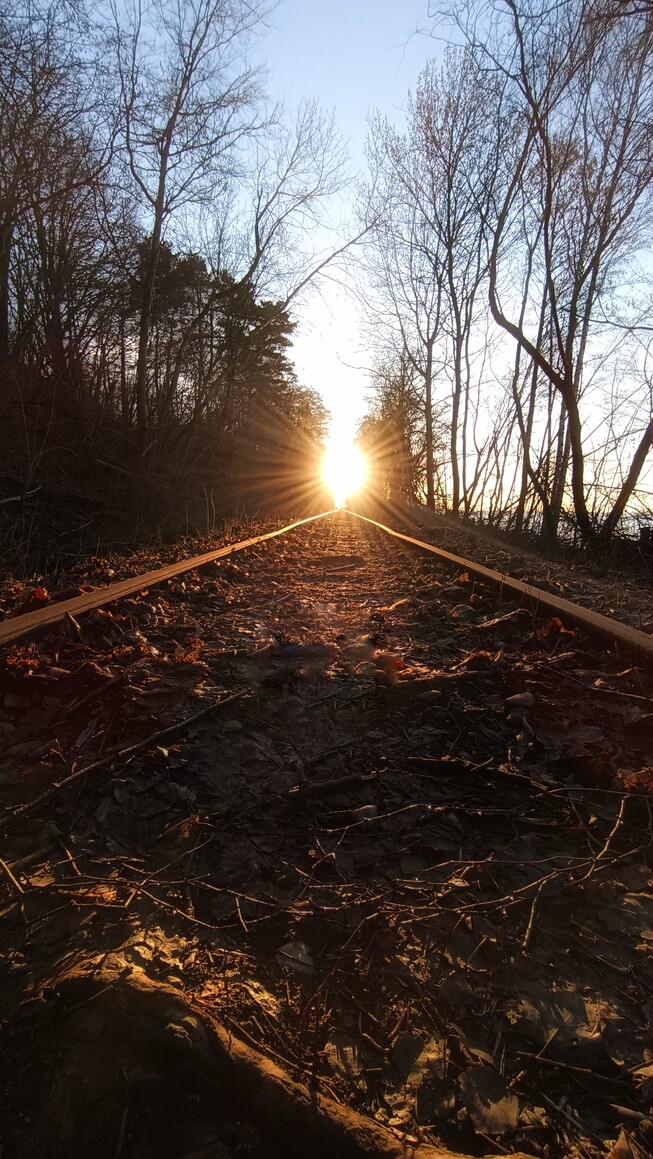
[235,897,249,933]
[596,795,628,861]
[63,659,148,717]
[4,690,248,819]
[610,1105,653,1125]
[221,1014,305,1078]
[136,885,249,945]
[59,841,82,877]
[0,855,24,894]
[115,1105,128,1159]
[405,755,543,790]
[123,833,220,908]
[65,611,85,642]
[5,845,54,871]
[286,771,378,804]
[516,1051,608,1079]
[521,880,546,952]
[539,1091,604,1146]
[578,796,628,882]
[453,846,642,915]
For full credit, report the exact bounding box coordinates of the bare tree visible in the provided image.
[360,136,444,508]
[109,0,267,454]
[410,51,505,515]
[129,97,354,441]
[452,0,653,537]
[361,49,506,515]
[0,1,94,370]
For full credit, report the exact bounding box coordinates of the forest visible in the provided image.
[2,0,653,562]
[359,0,653,546]
[0,0,341,562]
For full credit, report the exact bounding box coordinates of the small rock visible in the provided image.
[505,691,536,710]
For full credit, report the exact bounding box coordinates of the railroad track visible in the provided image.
[3,507,653,665]
[1,509,652,1159]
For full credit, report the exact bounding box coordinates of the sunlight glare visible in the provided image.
[322,439,367,508]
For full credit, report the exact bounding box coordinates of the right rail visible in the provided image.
[351,510,653,669]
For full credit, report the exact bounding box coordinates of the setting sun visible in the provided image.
[322,440,367,508]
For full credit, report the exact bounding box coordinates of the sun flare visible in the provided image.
[322,440,367,508]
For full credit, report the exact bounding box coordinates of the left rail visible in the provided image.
[0,511,334,648]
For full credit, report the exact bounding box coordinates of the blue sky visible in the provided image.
[260,1,438,437]
[264,1,433,155]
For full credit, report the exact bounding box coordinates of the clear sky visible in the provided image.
[260,1,438,440]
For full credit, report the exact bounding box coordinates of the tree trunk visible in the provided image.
[134,143,169,459]
[450,339,462,516]
[565,391,592,539]
[546,402,569,541]
[424,341,435,509]
[135,264,155,457]
[514,267,546,533]
[515,364,539,534]
[0,216,13,366]
[600,415,653,540]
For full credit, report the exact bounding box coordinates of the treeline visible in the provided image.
[359,0,653,543]
[0,0,343,549]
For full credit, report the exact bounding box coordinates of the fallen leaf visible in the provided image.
[606,1128,645,1158]
[621,767,653,793]
[458,1065,519,1137]
[275,940,314,975]
[241,980,282,1021]
[374,651,405,675]
[601,894,653,942]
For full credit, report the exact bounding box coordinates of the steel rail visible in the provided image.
[0,510,334,648]
[349,510,653,668]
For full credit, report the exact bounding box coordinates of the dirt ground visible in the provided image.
[1,510,653,1158]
